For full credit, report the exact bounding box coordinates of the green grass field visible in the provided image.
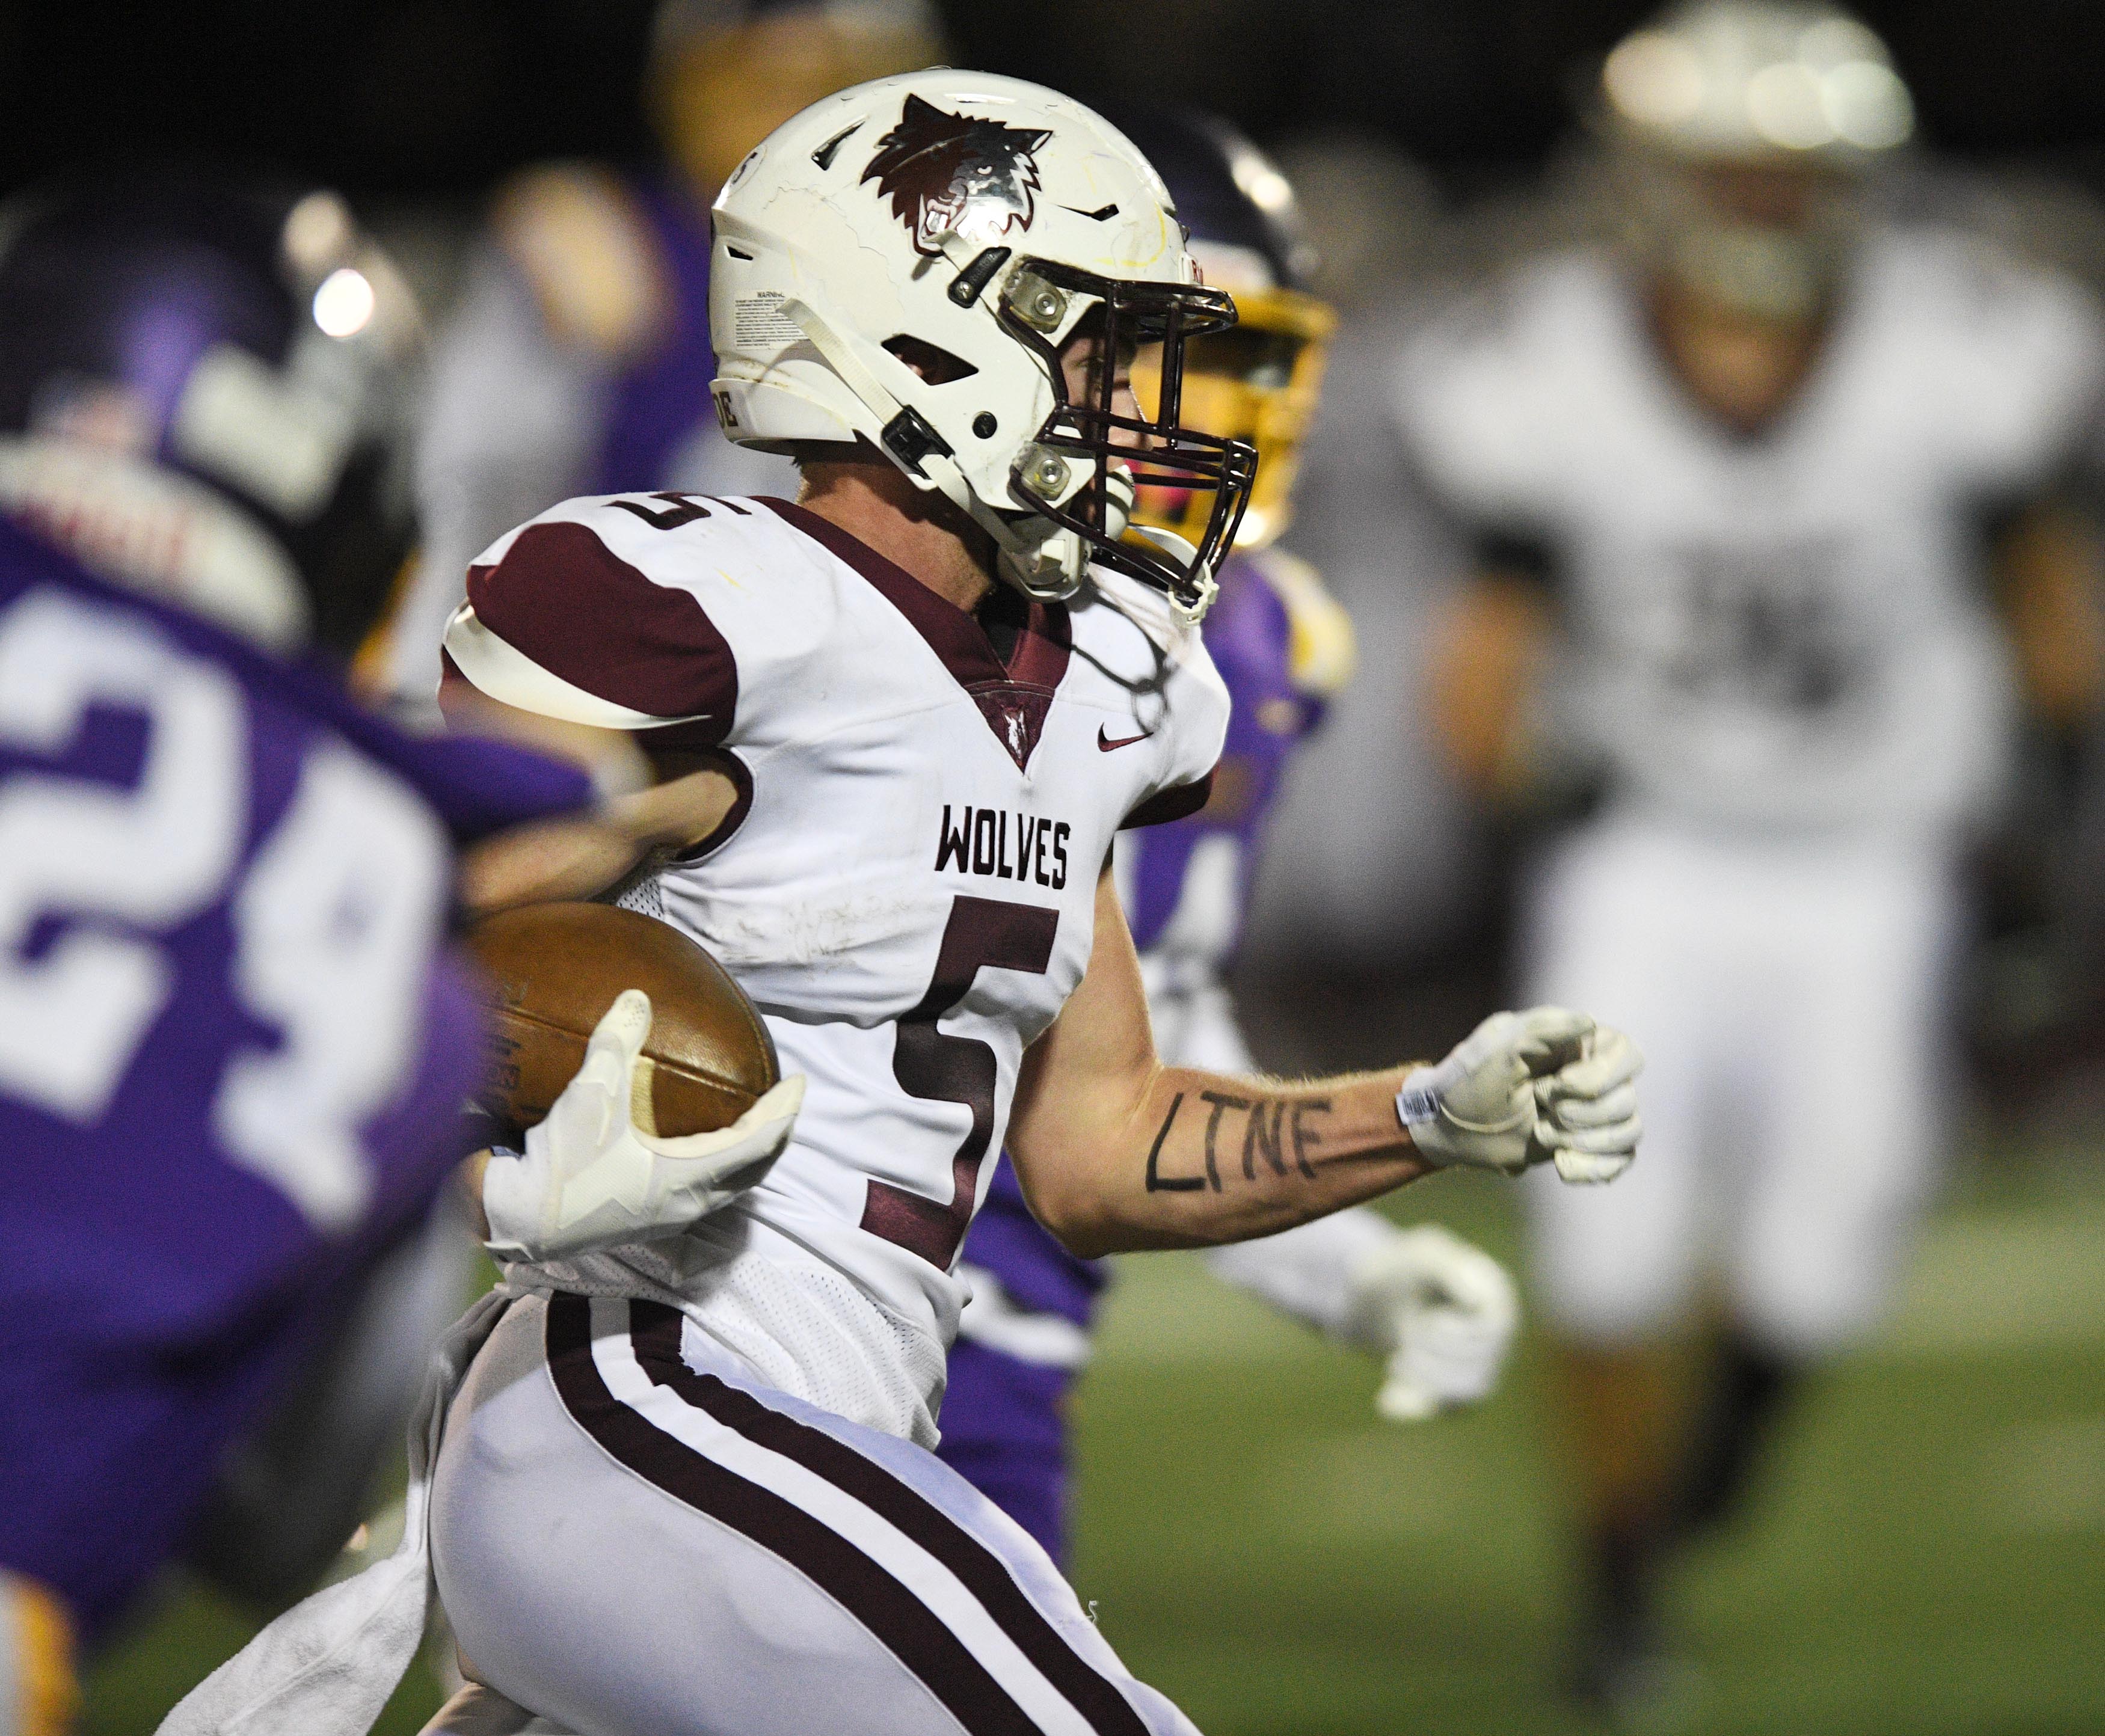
[81,1155,2105,1735]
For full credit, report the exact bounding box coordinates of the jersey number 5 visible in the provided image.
[862,895,1058,1269]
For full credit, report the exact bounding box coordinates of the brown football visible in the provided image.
[464,903,778,1141]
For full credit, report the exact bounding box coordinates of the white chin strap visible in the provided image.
[1128,524,1216,624]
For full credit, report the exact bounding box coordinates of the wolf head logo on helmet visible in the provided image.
[862,94,1050,257]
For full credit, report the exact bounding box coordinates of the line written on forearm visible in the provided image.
[1143,1090,1335,1193]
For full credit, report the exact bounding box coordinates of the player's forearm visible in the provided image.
[1024,1064,1431,1258]
[457,812,651,913]
[456,770,740,915]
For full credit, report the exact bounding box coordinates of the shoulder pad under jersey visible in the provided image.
[1076,563,1231,827]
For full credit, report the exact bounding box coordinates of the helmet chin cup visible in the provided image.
[988,449,1145,604]
[995,523,1088,601]
[1671,219,1837,322]
[1102,459,1135,540]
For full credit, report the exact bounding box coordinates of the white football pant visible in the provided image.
[1522,818,1958,1356]
[428,1292,1199,1736]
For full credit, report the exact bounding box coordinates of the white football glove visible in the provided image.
[1395,1007,1642,1183]
[1344,1225,1520,1423]
[481,989,804,1263]
[1532,1022,1643,1185]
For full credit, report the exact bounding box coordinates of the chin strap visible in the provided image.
[1126,524,1217,624]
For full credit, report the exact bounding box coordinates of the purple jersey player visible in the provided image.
[932,108,1522,1565]
[382,0,940,713]
[0,518,589,1648]
[0,176,621,1728]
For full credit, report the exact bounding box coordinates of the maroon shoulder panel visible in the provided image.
[466,521,735,739]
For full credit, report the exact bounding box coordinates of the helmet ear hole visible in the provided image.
[880,333,979,385]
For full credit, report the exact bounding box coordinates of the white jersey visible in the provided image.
[1397,228,2105,837]
[443,494,1228,1443]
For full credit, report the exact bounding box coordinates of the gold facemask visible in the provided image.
[1128,283,1335,553]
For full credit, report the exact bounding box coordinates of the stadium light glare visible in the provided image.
[312,266,375,338]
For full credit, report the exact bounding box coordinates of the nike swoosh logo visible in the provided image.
[1098,725,1152,752]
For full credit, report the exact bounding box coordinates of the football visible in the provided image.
[464,902,779,1141]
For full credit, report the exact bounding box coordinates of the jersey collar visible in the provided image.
[762,497,1071,771]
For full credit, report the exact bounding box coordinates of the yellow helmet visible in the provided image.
[649,0,945,200]
[1109,106,1336,553]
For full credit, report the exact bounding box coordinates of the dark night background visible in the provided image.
[5,0,2104,201]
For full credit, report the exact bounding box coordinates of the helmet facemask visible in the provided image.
[1127,282,1332,553]
[991,259,1255,620]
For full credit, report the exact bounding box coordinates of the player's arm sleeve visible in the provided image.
[1120,625,1232,830]
[1391,287,1566,592]
[440,505,739,755]
[1935,242,2105,508]
[1200,1206,1403,1340]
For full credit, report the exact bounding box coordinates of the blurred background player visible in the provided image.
[934,106,1522,1567]
[1398,0,2105,1709]
[0,171,597,1729]
[379,0,941,714]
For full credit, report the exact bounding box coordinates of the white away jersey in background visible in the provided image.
[1397,228,2105,836]
[443,494,1227,1443]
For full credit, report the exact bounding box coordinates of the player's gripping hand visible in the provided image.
[1345,1225,1520,1422]
[1531,1022,1642,1184]
[482,989,804,1262]
[1395,1007,1641,1182]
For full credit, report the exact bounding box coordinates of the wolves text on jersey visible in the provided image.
[933,803,1072,890]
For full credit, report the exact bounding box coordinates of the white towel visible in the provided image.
[159,1287,514,1736]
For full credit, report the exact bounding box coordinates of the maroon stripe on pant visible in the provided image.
[542,1293,1037,1736]
[624,1301,1152,1736]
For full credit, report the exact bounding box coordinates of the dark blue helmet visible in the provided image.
[1099,103,1318,295]
[1093,104,1336,551]
[0,173,423,657]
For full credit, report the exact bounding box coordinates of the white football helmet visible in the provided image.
[1602,0,1912,167]
[708,70,1256,619]
[1598,1,1913,321]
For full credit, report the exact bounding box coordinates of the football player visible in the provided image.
[173,74,1641,1736]
[378,0,941,714]
[0,173,593,1733]
[1398,0,2105,1708]
[935,105,1522,1568]
[0,174,798,1736]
